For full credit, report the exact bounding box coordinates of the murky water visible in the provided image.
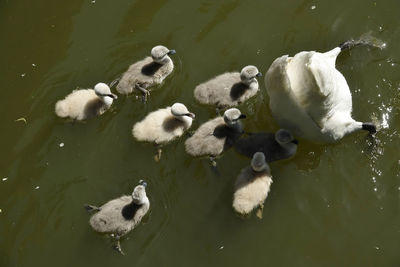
[1,0,400,266]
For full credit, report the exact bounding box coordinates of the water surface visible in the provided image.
[1,0,400,266]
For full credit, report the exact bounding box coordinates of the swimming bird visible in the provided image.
[116,45,176,102]
[235,129,298,162]
[132,103,195,161]
[265,40,377,143]
[233,152,272,219]
[55,83,117,120]
[84,181,150,255]
[194,65,262,113]
[185,108,246,166]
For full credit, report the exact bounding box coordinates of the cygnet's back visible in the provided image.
[233,152,272,216]
[117,45,175,95]
[194,66,261,108]
[185,117,227,157]
[55,83,116,120]
[132,104,194,145]
[88,185,150,237]
[234,130,298,162]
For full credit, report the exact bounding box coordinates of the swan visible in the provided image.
[184,108,246,166]
[116,45,176,102]
[233,152,272,219]
[55,83,117,120]
[194,65,262,112]
[234,129,298,162]
[265,40,376,143]
[84,181,150,255]
[132,103,195,161]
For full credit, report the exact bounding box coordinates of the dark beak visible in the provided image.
[239,114,246,119]
[108,93,118,100]
[291,139,299,145]
[168,49,176,55]
[186,112,195,119]
[256,72,262,77]
[362,122,377,134]
[140,181,147,188]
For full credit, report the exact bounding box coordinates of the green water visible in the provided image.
[1,0,400,266]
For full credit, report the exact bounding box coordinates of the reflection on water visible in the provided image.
[1,0,400,266]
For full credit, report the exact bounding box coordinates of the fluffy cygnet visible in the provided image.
[194,65,262,112]
[132,103,195,161]
[185,108,246,166]
[116,45,176,101]
[85,181,150,255]
[235,129,298,162]
[55,83,117,120]
[233,152,272,219]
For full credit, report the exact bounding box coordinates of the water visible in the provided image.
[1,0,400,266]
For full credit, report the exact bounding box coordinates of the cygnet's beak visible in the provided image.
[239,114,246,119]
[168,49,176,55]
[291,139,299,145]
[108,93,118,100]
[256,72,262,77]
[140,181,147,188]
[186,112,195,119]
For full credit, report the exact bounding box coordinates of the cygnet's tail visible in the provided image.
[55,100,69,118]
[339,31,386,51]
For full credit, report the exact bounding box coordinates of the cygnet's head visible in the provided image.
[240,65,262,85]
[131,182,148,205]
[275,129,298,146]
[223,108,246,127]
[94,83,118,103]
[171,103,195,120]
[251,152,270,173]
[151,45,176,64]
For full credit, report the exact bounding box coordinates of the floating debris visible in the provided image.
[34,186,40,190]
[32,63,36,67]
[0,209,2,213]
[91,0,96,3]
[219,246,224,250]
[59,142,65,148]
[310,5,316,10]
[2,177,8,181]
[15,117,27,124]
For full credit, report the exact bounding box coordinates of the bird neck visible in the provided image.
[322,113,362,140]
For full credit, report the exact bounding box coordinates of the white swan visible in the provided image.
[84,181,150,255]
[55,83,117,120]
[265,41,376,143]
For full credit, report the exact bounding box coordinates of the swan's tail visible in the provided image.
[339,31,386,51]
